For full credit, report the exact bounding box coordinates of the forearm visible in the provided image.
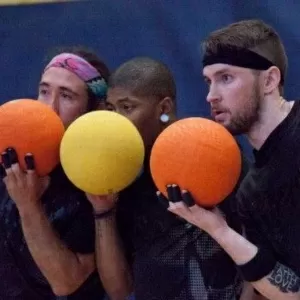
[19,202,94,295]
[210,226,300,300]
[95,214,133,300]
[239,282,256,300]
[252,263,300,300]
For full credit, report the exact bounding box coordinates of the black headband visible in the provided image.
[202,45,284,84]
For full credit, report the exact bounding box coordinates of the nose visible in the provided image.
[206,84,220,104]
[40,95,59,114]
[49,100,59,114]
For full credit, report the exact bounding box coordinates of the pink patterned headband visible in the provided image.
[44,53,107,99]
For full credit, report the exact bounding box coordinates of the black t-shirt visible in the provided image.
[0,166,105,299]
[117,154,249,300]
[236,100,300,276]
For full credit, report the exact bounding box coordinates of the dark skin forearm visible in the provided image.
[19,202,95,296]
[95,213,133,300]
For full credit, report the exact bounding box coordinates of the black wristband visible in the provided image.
[238,247,277,282]
[94,208,115,220]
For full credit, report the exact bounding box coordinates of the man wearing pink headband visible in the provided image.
[41,50,109,127]
[0,47,109,299]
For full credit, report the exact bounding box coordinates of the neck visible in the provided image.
[246,95,294,150]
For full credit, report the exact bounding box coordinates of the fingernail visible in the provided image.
[182,191,195,207]
[1,152,11,169]
[156,191,169,209]
[171,185,182,203]
[7,148,18,165]
[166,185,173,201]
[25,154,35,170]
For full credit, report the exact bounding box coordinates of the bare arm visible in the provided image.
[209,224,300,300]
[95,212,133,300]
[240,282,256,300]
[165,185,300,300]
[19,202,95,296]
[2,151,96,296]
[86,193,133,300]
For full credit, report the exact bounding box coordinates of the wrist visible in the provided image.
[93,206,115,214]
[238,248,277,282]
[18,200,42,218]
[93,207,116,220]
[207,223,231,240]
[209,224,261,267]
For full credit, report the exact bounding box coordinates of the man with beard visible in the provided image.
[166,19,300,300]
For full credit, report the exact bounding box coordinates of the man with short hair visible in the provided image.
[87,57,251,300]
[167,19,300,300]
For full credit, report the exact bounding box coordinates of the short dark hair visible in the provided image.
[45,45,110,111]
[109,57,176,105]
[202,19,287,95]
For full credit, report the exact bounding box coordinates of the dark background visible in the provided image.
[1,0,299,156]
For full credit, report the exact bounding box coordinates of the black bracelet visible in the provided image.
[94,208,115,220]
[238,247,277,282]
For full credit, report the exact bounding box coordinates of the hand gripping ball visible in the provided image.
[60,111,145,195]
[0,99,65,176]
[150,117,242,207]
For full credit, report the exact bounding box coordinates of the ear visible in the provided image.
[158,97,174,115]
[263,66,281,94]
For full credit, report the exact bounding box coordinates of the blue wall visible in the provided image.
[1,0,300,155]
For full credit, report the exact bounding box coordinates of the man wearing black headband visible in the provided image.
[167,19,300,300]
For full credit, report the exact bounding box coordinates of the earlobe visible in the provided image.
[159,97,174,115]
[160,114,170,123]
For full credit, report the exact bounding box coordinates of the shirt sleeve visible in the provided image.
[219,150,250,234]
[60,197,95,254]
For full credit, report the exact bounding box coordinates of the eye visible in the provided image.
[61,92,72,100]
[122,103,133,112]
[204,78,211,86]
[221,74,233,83]
[39,88,48,96]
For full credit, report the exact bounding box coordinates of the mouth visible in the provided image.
[211,109,224,118]
[211,109,229,123]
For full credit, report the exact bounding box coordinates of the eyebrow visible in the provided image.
[107,97,137,104]
[39,81,79,96]
[203,68,234,80]
[118,97,134,102]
